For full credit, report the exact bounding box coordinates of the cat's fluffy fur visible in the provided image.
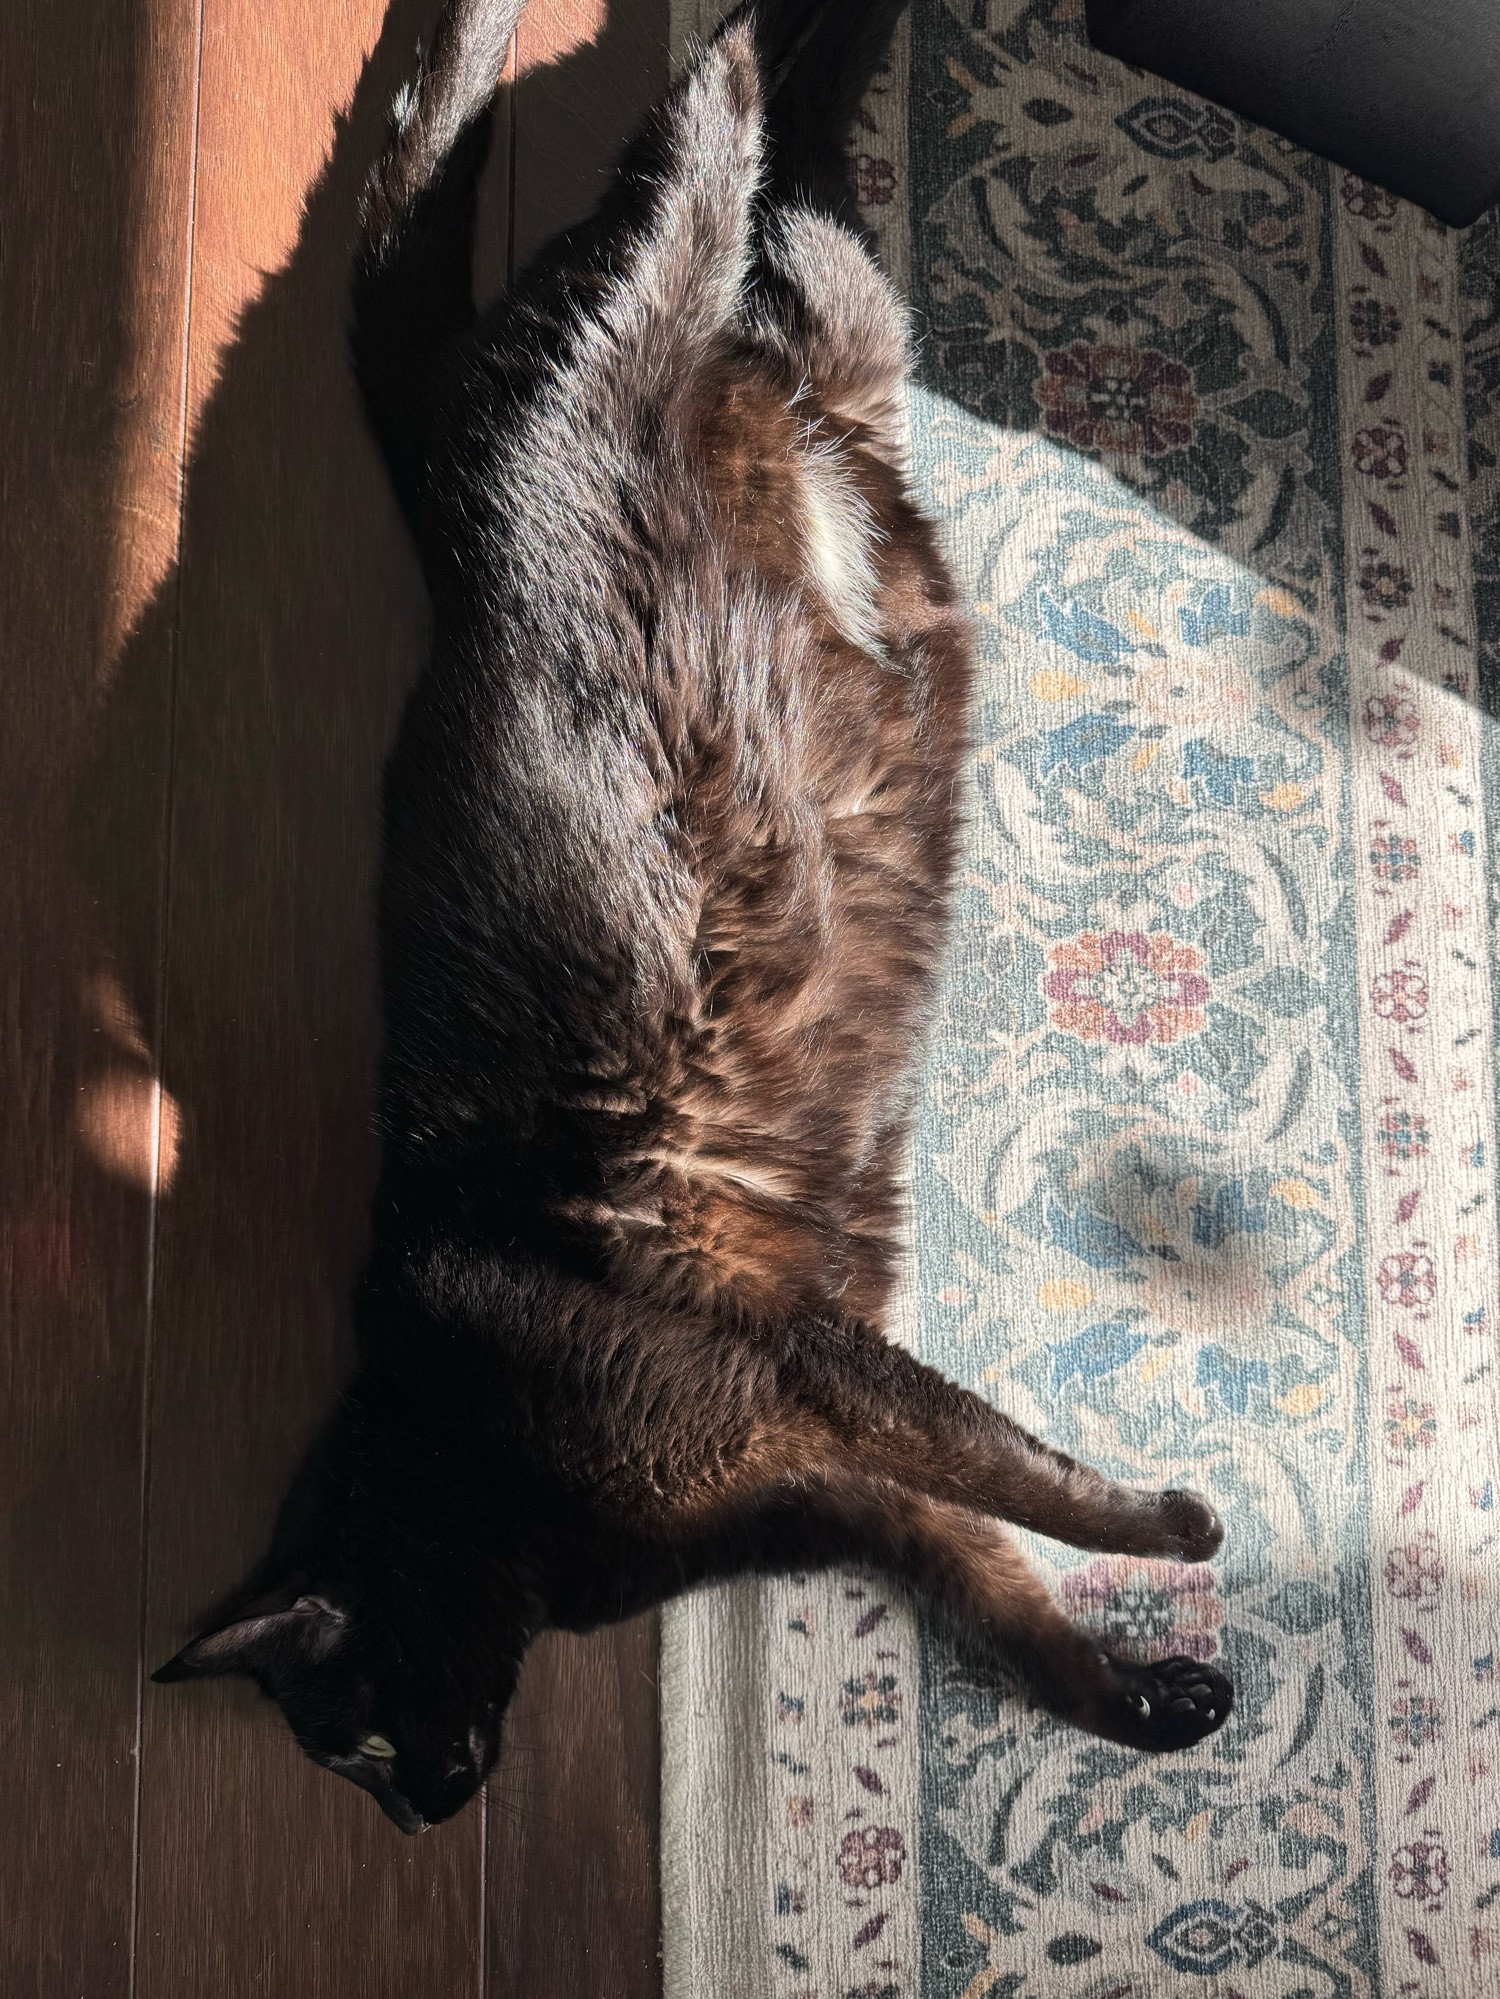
[154,0,1232,1834]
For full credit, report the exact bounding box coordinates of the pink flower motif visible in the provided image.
[849,152,896,207]
[1351,421,1408,481]
[1363,693,1419,748]
[1036,342,1196,455]
[1388,1692,1443,1751]
[1341,175,1397,220]
[1042,930,1210,1046]
[1359,558,1414,613]
[1385,1394,1437,1458]
[1368,831,1419,883]
[1379,1107,1429,1161]
[1385,1532,1444,1605]
[1378,1251,1436,1312]
[1061,1557,1223,1661]
[1389,1839,1449,1906]
[1371,965,1428,1023]
[1348,297,1401,347]
[837,1825,907,1889]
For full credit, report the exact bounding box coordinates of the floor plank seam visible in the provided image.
[128,2,207,1990]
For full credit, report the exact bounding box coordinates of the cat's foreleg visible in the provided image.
[769,1314,1225,1561]
[683,1470,1232,1752]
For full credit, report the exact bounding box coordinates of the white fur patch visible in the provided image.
[796,440,886,657]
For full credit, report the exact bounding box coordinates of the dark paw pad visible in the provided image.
[1154,1489,1225,1561]
[1097,1652,1233,1752]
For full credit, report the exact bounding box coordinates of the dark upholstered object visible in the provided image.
[1085,0,1500,225]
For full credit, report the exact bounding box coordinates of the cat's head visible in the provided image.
[154,1376,534,1833]
[154,1568,521,1833]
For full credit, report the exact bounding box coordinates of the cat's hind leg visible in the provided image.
[748,203,912,459]
[769,1313,1225,1563]
[722,0,916,451]
[683,1469,1232,1752]
[567,21,764,401]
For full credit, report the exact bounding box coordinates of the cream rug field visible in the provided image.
[661,5,1500,1993]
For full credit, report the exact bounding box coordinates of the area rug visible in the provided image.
[660,4,1500,1993]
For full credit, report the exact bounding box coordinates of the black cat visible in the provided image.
[154,0,1232,1835]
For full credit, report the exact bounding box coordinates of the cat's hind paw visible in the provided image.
[1092,1650,1233,1752]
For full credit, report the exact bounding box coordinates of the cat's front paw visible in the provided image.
[1153,1488,1225,1562]
[1092,1651,1233,1752]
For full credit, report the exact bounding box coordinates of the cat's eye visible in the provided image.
[359,1733,398,1759]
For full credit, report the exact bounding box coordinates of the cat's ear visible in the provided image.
[153,1585,348,1683]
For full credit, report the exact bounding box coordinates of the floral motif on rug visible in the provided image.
[907,2,1500,1993]
[661,5,1500,1995]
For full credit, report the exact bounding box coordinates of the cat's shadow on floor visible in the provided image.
[71,0,666,1662]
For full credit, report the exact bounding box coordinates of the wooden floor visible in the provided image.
[0,2,667,1991]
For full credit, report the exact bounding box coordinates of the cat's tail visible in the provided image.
[352,0,524,529]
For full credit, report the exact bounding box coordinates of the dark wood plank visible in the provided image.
[511,0,669,271]
[484,8,669,1993]
[0,0,196,1989]
[487,1620,661,1997]
[132,4,500,1988]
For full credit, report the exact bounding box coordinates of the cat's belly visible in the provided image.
[395,368,973,1322]
[594,517,972,1323]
